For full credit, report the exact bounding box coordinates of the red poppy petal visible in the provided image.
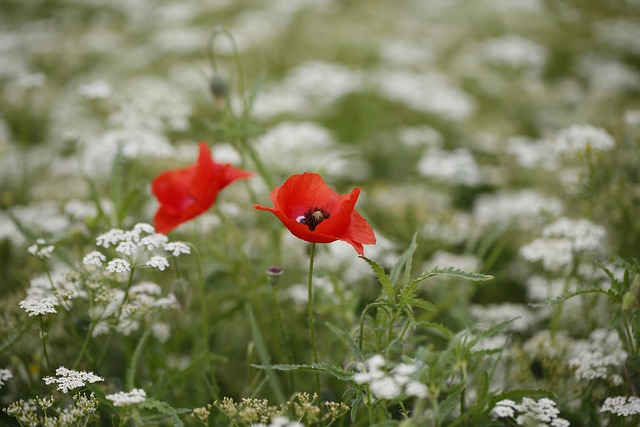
[254,205,337,244]
[273,172,340,219]
[152,166,197,212]
[190,143,217,202]
[220,163,255,187]
[314,188,361,236]
[154,206,184,234]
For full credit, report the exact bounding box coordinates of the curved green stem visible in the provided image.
[307,243,320,395]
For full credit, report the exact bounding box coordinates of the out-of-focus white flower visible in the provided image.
[106,388,147,406]
[568,329,627,385]
[473,190,563,228]
[417,147,483,186]
[550,124,615,154]
[28,239,55,258]
[78,79,112,99]
[146,256,169,271]
[0,368,13,389]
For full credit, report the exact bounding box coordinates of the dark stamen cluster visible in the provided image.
[299,207,330,231]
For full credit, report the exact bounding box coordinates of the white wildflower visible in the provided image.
[405,381,427,399]
[115,241,139,256]
[568,329,627,384]
[83,251,107,267]
[0,368,13,389]
[96,229,126,248]
[551,124,615,154]
[78,79,112,99]
[28,239,55,259]
[601,396,640,417]
[43,367,104,394]
[164,241,191,256]
[480,35,547,70]
[151,322,171,343]
[146,256,169,271]
[106,258,131,273]
[19,296,58,316]
[106,388,147,406]
[492,397,569,426]
[417,147,483,186]
[370,377,401,400]
[520,238,574,272]
[473,190,563,228]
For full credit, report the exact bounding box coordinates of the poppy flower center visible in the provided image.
[296,207,330,231]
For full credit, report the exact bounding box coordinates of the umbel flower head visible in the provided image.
[255,172,376,256]
[152,142,253,233]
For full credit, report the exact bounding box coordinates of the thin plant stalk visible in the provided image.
[190,243,220,400]
[307,243,320,395]
[270,281,296,389]
[39,316,51,372]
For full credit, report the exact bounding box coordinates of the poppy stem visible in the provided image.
[307,242,321,396]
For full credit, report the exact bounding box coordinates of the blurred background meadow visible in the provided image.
[2,0,640,425]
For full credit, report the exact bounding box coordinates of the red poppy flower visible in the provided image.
[254,172,376,256]
[152,142,253,234]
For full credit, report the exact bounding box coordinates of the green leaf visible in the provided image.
[390,233,418,289]
[406,297,436,312]
[529,288,616,307]
[414,267,494,285]
[0,321,31,356]
[138,398,189,427]
[126,329,150,390]
[251,363,356,381]
[418,321,454,340]
[361,256,395,299]
[245,303,286,404]
[325,322,365,362]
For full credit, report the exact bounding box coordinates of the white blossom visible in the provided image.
[83,251,107,267]
[19,296,58,316]
[106,258,131,273]
[601,396,640,417]
[164,241,191,256]
[43,367,104,394]
[105,388,147,406]
[146,256,169,271]
[0,368,13,389]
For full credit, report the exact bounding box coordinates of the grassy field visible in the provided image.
[1,0,640,425]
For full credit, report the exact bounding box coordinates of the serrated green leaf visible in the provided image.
[407,297,436,312]
[325,322,365,362]
[251,363,356,381]
[390,233,418,289]
[361,256,395,299]
[414,267,494,285]
[418,321,454,340]
[529,288,615,307]
[138,398,186,427]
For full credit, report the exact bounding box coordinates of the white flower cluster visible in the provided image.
[27,239,55,259]
[568,329,627,385]
[417,147,483,186]
[492,398,569,426]
[601,396,640,417]
[551,124,615,154]
[0,368,13,389]
[86,223,190,274]
[252,61,362,120]
[254,416,304,427]
[19,296,58,316]
[43,367,104,394]
[469,303,541,333]
[520,217,607,272]
[473,190,563,229]
[352,355,427,400]
[90,281,178,338]
[105,388,147,406]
